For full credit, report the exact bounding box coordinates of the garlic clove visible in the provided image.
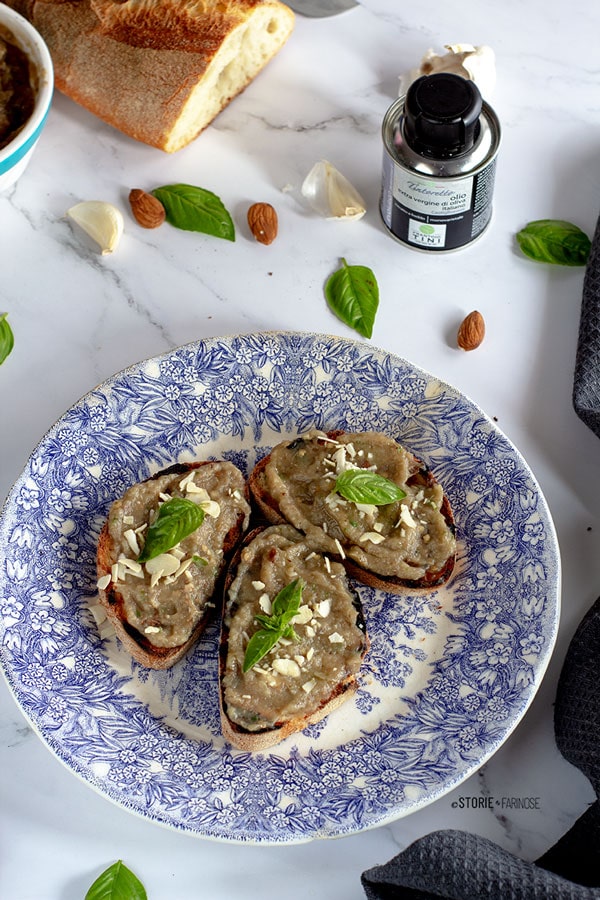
[301,160,366,221]
[67,200,124,254]
[399,44,496,99]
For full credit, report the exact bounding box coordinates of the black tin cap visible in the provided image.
[404,73,483,158]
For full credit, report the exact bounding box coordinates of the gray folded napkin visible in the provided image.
[573,212,600,435]
[362,597,600,899]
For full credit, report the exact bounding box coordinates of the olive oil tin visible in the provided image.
[380,73,501,252]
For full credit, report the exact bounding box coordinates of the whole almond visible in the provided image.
[129,189,166,229]
[457,310,485,351]
[247,202,278,245]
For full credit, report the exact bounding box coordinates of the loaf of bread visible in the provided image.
[219,524,369,751]
[96,461,251,669]
[249,430,457,593]
[6,0,295,151]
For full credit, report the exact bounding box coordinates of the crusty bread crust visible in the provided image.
[218,526,368,751]
[248,430,456,594]
[219,679,360,752]
[97,461,249,669]
[5,0,294,151]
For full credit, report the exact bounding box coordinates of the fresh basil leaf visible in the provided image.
[0,313,14,366]
[138,497,205,562]
[325,258,379,338]
[85,860,147,900]
[254,613,281,631]
[516,219,591,266]
[335,468,406,505]
[271,578,303,621]
[152,183,235,241]
[243,579,304,672]
[243,628,283,673]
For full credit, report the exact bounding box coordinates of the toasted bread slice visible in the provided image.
[219,524,369,751]
[248,430,456,593]
[97,460,250,669]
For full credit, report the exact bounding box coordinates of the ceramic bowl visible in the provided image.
[0,5,53,192]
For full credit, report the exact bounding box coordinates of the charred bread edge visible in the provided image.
[248,430,456,594]
[218,525,369,751]
[96,461,249,670]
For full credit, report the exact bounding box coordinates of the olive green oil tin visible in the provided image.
[380,74,501,252]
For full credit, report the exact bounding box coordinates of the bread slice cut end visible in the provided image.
[164,6,294,151]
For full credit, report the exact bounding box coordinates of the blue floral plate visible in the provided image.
[0,331,560,843]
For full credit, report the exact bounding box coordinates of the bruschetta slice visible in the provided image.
[219,524,369,750]
[96,461,251,669]
[248,430,456,593]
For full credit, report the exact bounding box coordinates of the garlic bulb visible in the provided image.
[399,44,496,99]
[301,160,366,221]
[67,200,124,254]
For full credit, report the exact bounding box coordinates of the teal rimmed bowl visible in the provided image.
[0,4,53,192]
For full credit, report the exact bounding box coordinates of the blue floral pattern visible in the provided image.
[0,332,560,842]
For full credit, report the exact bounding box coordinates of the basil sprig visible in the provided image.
[243,579,304,673]
[325,257,379,338]
[516,219,591,266]
[0,313,14,366]
[152,183,235,241]
[335,468,406,505]
[85,860,147,900]
[138,497,205,562]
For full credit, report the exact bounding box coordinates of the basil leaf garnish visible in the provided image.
[85,860,147,900]
[243,579,304,672]
[335,469,406,505]
[254,613,281,631]
[516,219,591,266]
[271,578,303,621]
[0,313,14,366]
[152,183,235,241]
[243,629,283,673]
[138,497,205,562]
[325,257,379,338]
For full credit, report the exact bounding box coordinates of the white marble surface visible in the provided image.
[1,1,600,897]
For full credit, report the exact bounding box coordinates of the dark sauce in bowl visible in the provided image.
[0,25,37,151]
